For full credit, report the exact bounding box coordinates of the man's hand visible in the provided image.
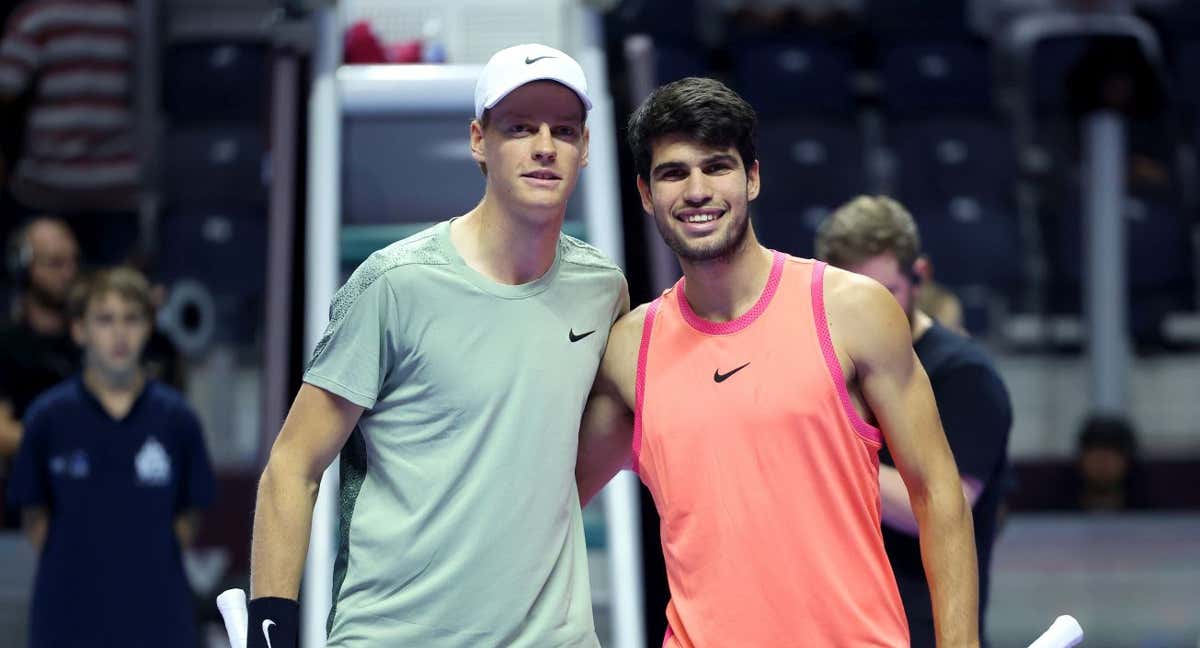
[22,507,47,553]
[0,400,22,457]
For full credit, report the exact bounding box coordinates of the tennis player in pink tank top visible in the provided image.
[576,78,981,647]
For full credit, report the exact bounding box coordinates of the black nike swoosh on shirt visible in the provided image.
[525,55,556,64]
[569,329,596,343]
[713,362,751,383]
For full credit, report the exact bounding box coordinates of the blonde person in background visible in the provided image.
[816,195,1012,647]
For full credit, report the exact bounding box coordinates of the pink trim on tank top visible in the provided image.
[810,261,883,446]
[676,250,786,335]
[632,298,662,474]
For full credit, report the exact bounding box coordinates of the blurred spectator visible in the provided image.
[1076,415,1147,511]
[722,0,862,31]
[971,0,1141,35]
[5,266,214,648]
[0,0,139,214]
[1065,37,1172,195]
[0,217,81,520]
[816,195,1012,648]
[1066,37,1164,120]
[913,258,968,335]
[915,279,967,335]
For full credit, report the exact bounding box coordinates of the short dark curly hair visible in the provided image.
[626,77,758,181]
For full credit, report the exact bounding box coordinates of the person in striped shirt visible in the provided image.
[0,0,137,213]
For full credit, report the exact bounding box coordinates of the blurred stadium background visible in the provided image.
[0,0,1198,646]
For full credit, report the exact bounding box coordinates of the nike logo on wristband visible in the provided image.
[263,619,276,648]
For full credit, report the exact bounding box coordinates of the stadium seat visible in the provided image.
[165,126,267,205]
[888,116,1016,208]
[732,40,855,117]
[880,39,992,116]
[655,43,709,84]
[164,42,269,123]
[753,119,867,257]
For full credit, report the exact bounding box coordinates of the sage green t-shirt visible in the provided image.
[304,220,624,647]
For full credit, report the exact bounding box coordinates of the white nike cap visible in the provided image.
[474,43,593,119]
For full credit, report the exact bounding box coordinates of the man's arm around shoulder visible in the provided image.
[576,294,643,507]
[824,268,980,647]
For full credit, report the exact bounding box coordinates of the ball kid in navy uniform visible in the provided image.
[7,266,215,648]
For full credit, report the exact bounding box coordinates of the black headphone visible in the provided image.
[5,222,34,290]
[5,216,71,291]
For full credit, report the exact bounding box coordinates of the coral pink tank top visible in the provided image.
[634,252,909,647]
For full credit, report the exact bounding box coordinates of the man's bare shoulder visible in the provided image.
[599,302,652,395]
[823,265,900,322]
[822,266,911,362]
[612,302,651,343]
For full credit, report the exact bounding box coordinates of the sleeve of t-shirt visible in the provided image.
[175,404,215,512]
[0,3,43,97]
[6,406,49,510]
[931,362,1012,486]
[303,271,402,410]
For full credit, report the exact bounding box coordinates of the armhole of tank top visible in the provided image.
[810,261,884,447]
[631,298,662,475]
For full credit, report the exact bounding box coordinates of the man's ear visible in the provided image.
[746,159,761,202]
[636,174,653,215]
[469,119,486,165]
[71,320,85,347]
[580,125,590,169]
[912,255,932,285]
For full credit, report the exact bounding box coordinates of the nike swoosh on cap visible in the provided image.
[525,55,556,64]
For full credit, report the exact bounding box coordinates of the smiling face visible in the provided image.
[637,134,760,263]
[471,80,589,226]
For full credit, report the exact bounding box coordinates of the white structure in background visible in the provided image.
[303,2,643,648]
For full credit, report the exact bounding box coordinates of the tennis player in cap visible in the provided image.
[245,43,626,648]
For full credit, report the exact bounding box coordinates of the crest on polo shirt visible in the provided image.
[134,436,171,486]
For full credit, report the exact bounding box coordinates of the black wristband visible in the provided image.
[247,597,300,648]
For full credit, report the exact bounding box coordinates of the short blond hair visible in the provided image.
[68,266,155,322]
[815,195,921,270]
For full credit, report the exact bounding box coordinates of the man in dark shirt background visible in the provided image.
[817,195,1012,647]
[0,216,82,527]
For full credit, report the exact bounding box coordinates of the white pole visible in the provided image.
[1081,111,1130,415]
[301,6,342,648]
[579,8,644,648]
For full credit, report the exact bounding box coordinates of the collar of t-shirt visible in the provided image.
[74,374,152,424]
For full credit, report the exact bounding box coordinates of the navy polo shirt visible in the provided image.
[6,375,215,648]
